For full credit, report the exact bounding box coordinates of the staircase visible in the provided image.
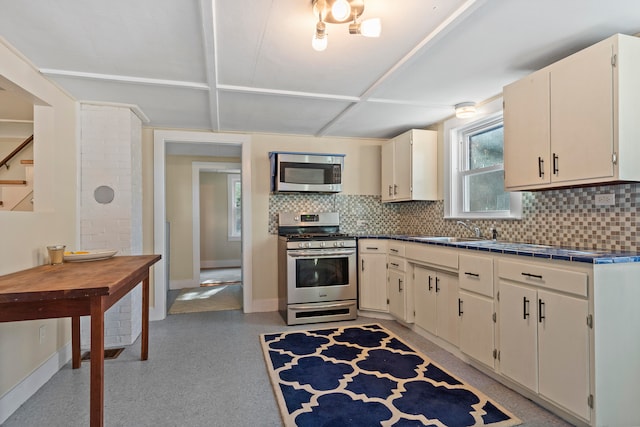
[0,161,33,211]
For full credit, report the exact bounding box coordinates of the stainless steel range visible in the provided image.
[278,212,357,325]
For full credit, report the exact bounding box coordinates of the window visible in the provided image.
[228,174,241,240]
[445,99,521,219]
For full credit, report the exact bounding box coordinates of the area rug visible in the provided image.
[168,284,242,314]
[260,323,521,427]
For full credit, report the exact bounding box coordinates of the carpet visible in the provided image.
[168,284,242,314]
[260,323,521,427]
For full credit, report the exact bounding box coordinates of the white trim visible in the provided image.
[192,161,241,287]
[78,101,150,123]
[0,342,72,425]
[250,298,279,313]
[153,130,253,321]
[201,259,241,269]
[227,173,241,240]
[169,278,200,290]
[40,68,209,91]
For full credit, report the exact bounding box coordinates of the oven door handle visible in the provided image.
[288,249,356,257]
[289,301,356,310]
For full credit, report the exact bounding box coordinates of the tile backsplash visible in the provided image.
[269,182,640,252]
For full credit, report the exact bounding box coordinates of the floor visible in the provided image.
[167,268,242,313]
[3,312,572,427]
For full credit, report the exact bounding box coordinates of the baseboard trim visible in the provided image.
[201,260,241,269]
[169,279,199,290]
[248,298,278,313]
[0,342,72,424]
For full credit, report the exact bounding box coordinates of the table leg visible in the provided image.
[90,296,105,427]
[72,316,81,369]
[141,275,149,361]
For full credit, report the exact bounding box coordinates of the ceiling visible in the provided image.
[1,0,640,140]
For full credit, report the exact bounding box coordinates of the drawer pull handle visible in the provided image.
[361,259,365,271]
[390,248,398,253]
[521,272,543,280]
[464,272,480,278]
[399,279,403,291]
[365,247,379,250]
[390,262,399,268]
[428,276,433,291]
[458,298,463,316]
[435,277,440,293]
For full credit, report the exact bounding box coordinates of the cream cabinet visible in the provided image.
[381,129,438,202]
[504,33,640,190]
[387,243,413,322]
[498,259,590,422]
[357,240,388,313]
[458,254,495,368]
[413,265,459,346]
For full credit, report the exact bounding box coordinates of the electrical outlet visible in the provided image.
[39,325,46,344]
[595,193,615,206]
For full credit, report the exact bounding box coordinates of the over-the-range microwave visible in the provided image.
[269,152,345,193]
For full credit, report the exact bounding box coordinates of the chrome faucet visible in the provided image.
[457,220,483,238]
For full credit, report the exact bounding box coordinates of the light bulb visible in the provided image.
[455,102,477,118]
[359,18,381,37]
[312,34,328,51]
[331,0,351,21]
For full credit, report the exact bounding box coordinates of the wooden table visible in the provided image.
[0,255,161,427]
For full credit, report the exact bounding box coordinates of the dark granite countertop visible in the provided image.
[355,235,640,264]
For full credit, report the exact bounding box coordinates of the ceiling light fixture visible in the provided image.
[311,0,381,51]
[454,102,477,119]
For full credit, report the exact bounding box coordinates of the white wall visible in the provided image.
[0,38,77,422]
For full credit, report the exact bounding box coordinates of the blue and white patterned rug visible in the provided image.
[260,323,521,427]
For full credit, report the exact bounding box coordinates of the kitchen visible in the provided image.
[2,1,640,426]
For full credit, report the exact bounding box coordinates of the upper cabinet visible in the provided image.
[381,129,438,202]
[504,33,640,191]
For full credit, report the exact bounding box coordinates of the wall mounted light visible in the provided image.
[455,102,477,119]
[311,0,381,51]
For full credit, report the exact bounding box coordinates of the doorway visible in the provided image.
[152,130,252,321]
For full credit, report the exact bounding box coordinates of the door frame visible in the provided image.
[152,130,252,320]
[191,162,241,287]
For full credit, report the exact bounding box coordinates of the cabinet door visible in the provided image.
[393,135,412,200]
[359,253,388,312]
[459,290,494,368]
[504,69,551,189]
[436,272,460,346]
[381,141,394,202]
[414,266,437,334]
[499,281,538,392]
[550,39,614,183]
[537,289,590,420]
[388,269,406,321]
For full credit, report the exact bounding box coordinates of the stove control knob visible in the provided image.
[320,241,326,248]
[333,242,339,247]
[340,241,345,247]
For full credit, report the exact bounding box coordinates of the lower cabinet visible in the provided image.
[388,255,413,322]
[413,265,459,345]
[358,240,388,312]
[498,260,590,421]
[458,253,495,368]
[459,290,495,368]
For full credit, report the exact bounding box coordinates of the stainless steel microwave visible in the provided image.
[269,152,345,193]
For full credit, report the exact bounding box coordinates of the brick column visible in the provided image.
[79,104,143,348]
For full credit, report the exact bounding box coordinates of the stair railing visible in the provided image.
[0,135,34,170]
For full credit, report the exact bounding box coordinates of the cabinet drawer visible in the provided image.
[405,243,458,270]
[388,243,405,257]
[358,240,387,254]
[498,259,588,297]
[388,256,406,272]
[459,254,494,297]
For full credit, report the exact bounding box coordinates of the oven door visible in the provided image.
[286,248,357,304]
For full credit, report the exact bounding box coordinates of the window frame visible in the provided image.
[227,173,241,241]
[444,98,521,220]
